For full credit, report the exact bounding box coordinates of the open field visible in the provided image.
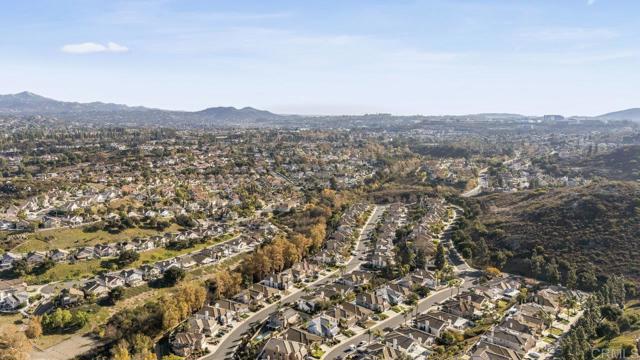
[22,232,238,284]
[13,224,182,253]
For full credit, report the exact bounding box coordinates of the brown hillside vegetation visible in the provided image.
[573,145,640,180]
[472,181,640,280]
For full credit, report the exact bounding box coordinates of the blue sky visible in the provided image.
[0,0,639,116]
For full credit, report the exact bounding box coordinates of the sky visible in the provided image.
[0,0,639,116]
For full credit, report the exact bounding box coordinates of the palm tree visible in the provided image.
[448,279,462,298]
[402,306,414,326]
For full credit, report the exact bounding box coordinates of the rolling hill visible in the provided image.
[0,91,283,127]
[599,108,640,121]
[463,181,640,282]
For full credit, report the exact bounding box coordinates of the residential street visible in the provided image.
[204,205,386,360]
[322,273,477,360]
[322,205,480,359]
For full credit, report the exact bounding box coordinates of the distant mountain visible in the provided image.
[194,106,281,122]
[598,108,640,121]
[0,91,147,113]
[0,91,282,127]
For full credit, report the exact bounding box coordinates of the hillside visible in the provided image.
[599,108,640,121]
[0,91,146,113]
[575,145,640,180]
[462,181,640,282]
[0,91,283,127]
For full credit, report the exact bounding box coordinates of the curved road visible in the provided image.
[323,205,479,359]
[204,205,386,360]
[322,271,478,360]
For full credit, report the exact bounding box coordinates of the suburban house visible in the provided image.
[170,331,206,357]
[187,314,219,336]
[356,292,390,313]
[384,331,431,360]
[215,299,249,315]
[26,251,47,265]
[482,327,536,354]
[0,288,29,311]
[82,280,109,297]
[266,308,300,330]
[262,271,293,291]
[0,253,22,270]
[259,338,308,360]
[49,249,70,262]
[75,246,95,261]
[120,269,145,287]
[307,315,340,339]
[414,313,448,337]
[282,327,323,347]
[471,340,522,360]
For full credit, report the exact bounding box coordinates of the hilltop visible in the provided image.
[599,108,640,121]
[0,91,283,127]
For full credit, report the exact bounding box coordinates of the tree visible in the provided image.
[485,266,501,278]
[491,250,508,269]
[474,238,489,264]
[0,325,31,360]
[42,308,89,333]
[415,248,427,270]
[578,265,598,291]
[175,214,196,228]
[132,333,156,360]
[109,286,125,304]
[434,242,447,270]
[163,267,186,287]
[565,265,577,290]
[117,250,140,267]
[26,316,42,339]
[112,339,131,360]
[12,259,29,277]
[438,330,458,346]
[596,321,620,339]
[209,271,242,300]
[545,259,560,284]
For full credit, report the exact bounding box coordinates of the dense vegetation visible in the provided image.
[534,145,640,181]
[452,181,640,287]
[576,145,640,180]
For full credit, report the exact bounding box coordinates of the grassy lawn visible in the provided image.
[122,284,151,299]
[14,224,182,253]
[549,327,563,336]
[595,300,640,352]
[22,233,237,284]
[25,258,106,284]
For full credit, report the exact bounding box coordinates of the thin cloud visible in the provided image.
[61,42,129,54]
[520,27,618,42]
[587,0,596,5]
